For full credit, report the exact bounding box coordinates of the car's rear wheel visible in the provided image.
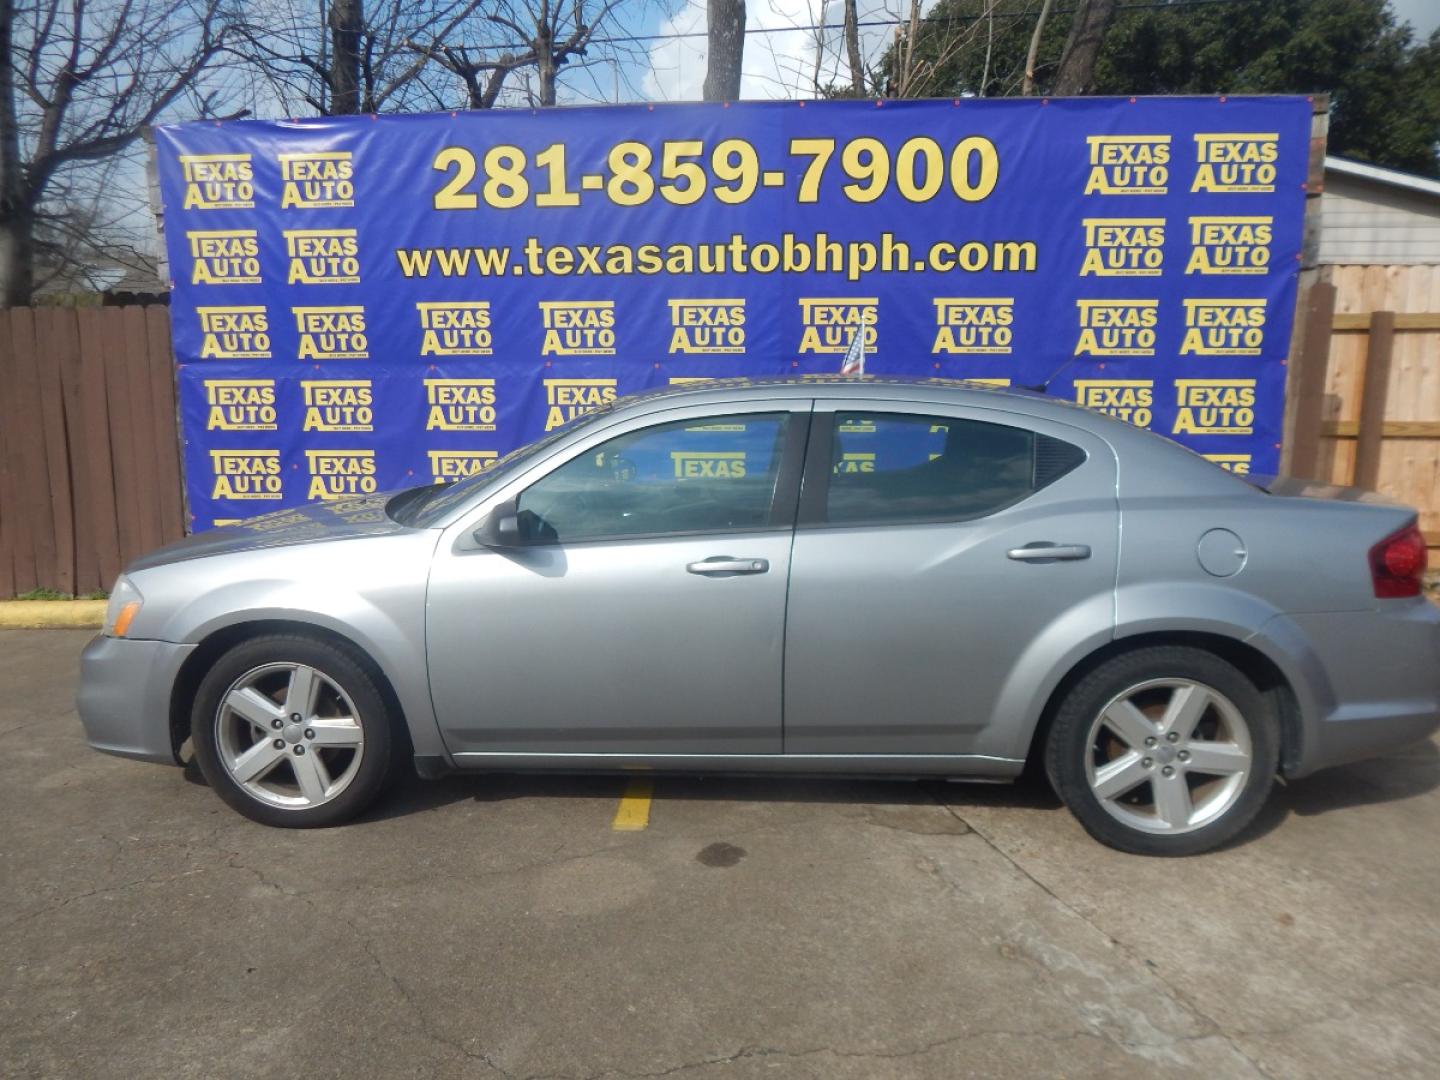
[1045,646,1278,856]
[192,634,393,827]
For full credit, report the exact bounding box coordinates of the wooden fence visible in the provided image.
[2,286,1438,599]
[0,305,185,598]
[1288,265,1440,551]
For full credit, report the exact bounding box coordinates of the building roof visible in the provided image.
[1325,157,1440,200]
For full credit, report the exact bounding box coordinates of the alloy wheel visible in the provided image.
[1083,678,1253,835]
[215,662,365,810]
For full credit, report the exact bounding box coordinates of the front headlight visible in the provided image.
[103,575,144,637]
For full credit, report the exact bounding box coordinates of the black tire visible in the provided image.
[1044,646,1279,856]
[191,634,394,827]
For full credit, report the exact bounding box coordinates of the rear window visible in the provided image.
[825,412,1085,525]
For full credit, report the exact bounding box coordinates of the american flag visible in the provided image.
[839,327,866,376]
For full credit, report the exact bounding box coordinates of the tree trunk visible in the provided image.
[475,65,512,110]
[843,0,864,94]
[0,0,33,306]
[899,0,921,96]
[534,24,557,106]
[703,0,746,102]
[0,210,35,308]
[1023,0,1054,95]
[810,22,823,98]
[1052,0,1116,96]
[328,0,364,114]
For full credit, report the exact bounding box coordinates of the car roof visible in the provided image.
[624,373,1046,400]
[613,374,1089,423]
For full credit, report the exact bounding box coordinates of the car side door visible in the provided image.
[782,399,1118,760]
[426,399,811,759]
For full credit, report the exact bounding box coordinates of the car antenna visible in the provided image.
[1020,355,1078,394]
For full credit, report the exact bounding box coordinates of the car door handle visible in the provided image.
[1007,543,1092,562]
[686,557,770,575]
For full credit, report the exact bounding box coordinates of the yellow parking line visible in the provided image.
[612,778,654,831]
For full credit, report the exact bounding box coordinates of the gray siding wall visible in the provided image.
[1319,173,1440,265]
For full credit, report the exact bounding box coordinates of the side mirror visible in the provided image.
[474,499,523,547]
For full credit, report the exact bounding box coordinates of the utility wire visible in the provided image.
[463,0,1245,52]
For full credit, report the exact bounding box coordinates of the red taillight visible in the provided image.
[1369,523,1428,598]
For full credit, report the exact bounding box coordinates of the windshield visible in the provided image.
[386,407,612,527]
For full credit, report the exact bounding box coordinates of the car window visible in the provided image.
[388,406,612,527]
[515,413,791,542]
[824,411,1083,525]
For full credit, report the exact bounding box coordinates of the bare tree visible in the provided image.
[888,0,995,100]
[842,0,863,94]
[702,0,744,102]
[414,0,639,109]
[415,39,529,109]
[29,149,159,297]
[0,0,234,306]
[230,0,482,115]
[1052,0,1115,95]
[899,0,921,96]
[329,0,364,113]
[979,0,996,94]
[1023,0,1054,95]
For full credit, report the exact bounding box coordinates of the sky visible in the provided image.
[638,0,926,102]
[626,0,1440,105]
[77,0,1440,264]
[1391,0,1440,37]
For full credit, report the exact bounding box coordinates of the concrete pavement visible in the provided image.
[3,628,1438,1079]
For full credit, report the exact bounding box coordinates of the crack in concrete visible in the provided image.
[518,1031,1100,1080]
[356,926,516,1078]
[0,714,69,740]
[216,850,510,1076]
[902,835,1230,1065]
[217,832,710,1079]
[0,819,237,933]
[520,1028,1104,1080]
[925,792,1275,1079]
[0,865,211,933]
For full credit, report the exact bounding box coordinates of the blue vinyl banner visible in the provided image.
[153,96,1312,528]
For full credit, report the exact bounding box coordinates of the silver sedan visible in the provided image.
[77,378,1439,855]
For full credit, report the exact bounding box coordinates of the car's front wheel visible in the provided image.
[1045,646,1279,856]
[192,634,394,827]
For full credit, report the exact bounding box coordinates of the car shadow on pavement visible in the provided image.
[180,736,1440,850]
[1215,737,1440,850]
[359,770,1018,824]
[329,765,1071,827]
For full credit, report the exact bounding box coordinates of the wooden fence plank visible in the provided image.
[145,306,185,542]
[99,307,143,566]
[54,308,101,596]
[6,308,53,593]
[1,309,35,593]
[1332,312,1440,332]
[1289,281,1337,480]
[1352,311,1396,492]
[76,308,123,586]
[121,305,163,553]
[34,309,77,595]
[1323,420,1440,439]
[0,310,18,598]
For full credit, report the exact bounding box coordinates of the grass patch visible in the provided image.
[11,588,108,601]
